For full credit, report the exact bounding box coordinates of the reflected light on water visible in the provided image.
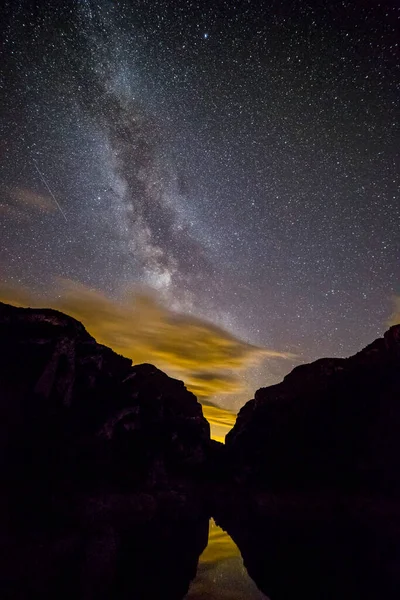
[185,519,268,599]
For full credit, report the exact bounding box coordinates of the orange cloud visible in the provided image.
[0,187,55,221]
[202,404,237,443]
[388,296,400,326]
[9,187,55,211]
[0,203,30,221]
[0,281,293,440]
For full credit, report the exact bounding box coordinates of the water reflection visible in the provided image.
[214,493,400,600]
[2,490,399,599]
[1,493,210,600]
[185,519,267,599]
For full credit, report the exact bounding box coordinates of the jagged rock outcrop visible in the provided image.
[214,493,400,600]
[226,325,400,492]
[0,301,212,598]
[1,301,400,598]
[0,301,211,495]
[1,497,209,600]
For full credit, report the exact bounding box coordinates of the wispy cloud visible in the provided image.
[388,296,400,326]
[202,404,237,443]
[9,187,55,212]
[0,281,293,439]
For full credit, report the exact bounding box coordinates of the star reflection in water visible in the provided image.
[185,519,267,600]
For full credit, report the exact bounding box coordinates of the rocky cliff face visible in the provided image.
[213,492,400,600]
[1,301,400,598]
[0,301,211,494]
[226,324,400,492]
[0,301,213,598]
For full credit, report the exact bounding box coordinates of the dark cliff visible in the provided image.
[1,301,400,598]
[0,301,213,598]
[0,301,211,493]
[213,492,400,600]
[226,324,400,492]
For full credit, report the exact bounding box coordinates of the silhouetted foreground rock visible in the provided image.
[214,492,400,600]
[1,491,209,599]
[1,301,400,599]
[226,324,400,492]
[0,301,211,493]
[0,301,211,598]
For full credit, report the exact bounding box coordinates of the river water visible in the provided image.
[185,519,267,599]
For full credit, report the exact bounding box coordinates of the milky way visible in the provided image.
[1,0,399,414]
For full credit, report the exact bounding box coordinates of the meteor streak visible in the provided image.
[33,160,68,222]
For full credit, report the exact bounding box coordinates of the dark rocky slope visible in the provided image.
[0,301,211,492]
[226,324,400,492]
[213,492,400,600]
[1,301,400,598]
[0,301,211,599]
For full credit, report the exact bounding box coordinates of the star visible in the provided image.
[0,0,398,416]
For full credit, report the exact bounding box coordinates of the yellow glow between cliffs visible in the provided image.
[0,281,293,441]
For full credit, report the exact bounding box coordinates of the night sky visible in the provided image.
[1,1,399,428]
